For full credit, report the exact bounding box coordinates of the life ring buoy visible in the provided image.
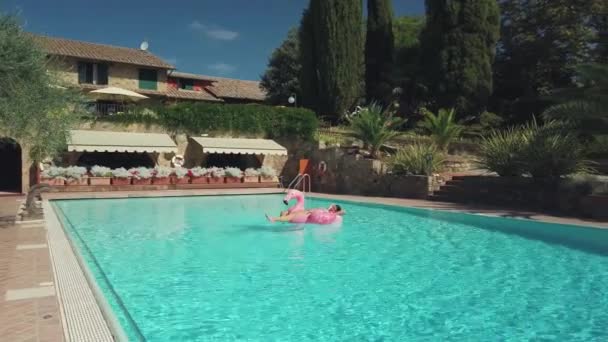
[317,161,327,176]
[171,154,185,167]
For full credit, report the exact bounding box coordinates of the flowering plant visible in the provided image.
[41,166,66,179]
[90,165,112,177]
[244,168,260,177]
[112,167,131,178]
[65,166,88,180]
[224,167,242,178]
[129,167,152,179]
[258,166,277,177]
[189,167,207,177]
[153,166,173,178]
[208,167,225,178]
[173,167,189,179]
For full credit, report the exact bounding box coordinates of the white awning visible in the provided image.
[190,137,287,155]
[68,130,177,153]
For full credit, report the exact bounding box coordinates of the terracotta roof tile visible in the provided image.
[207,77,266,101]
[169,71,266,101]
[165,88,223,102]
[33,34,174,69]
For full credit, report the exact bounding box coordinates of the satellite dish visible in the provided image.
[140,41,149,51]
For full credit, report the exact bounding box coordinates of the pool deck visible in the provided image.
[1,189,607,342]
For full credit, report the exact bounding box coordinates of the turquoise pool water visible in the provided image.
[53,195,608,341]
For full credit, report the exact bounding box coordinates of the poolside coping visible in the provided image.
[43,201,120,342]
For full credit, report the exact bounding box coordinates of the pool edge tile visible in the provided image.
[43,201,121,342]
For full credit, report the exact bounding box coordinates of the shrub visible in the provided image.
[224,167,243,178]
[418,108,463,151]
[153,166,172,178]
[477,127,529,177]
[521,129,594,178]
[65,166,87,179]
[389,144,444,176]
[189,167,207,177]
[112,167,131,178]
[346,102,405,158]
[478,121,594,178]
[244,168,260,177]
[41,166,66,179]
[129,167,152,179]
[173,167,189,178]
[259,166,277,177]
[90,165,112,177]
[98,102,319,140]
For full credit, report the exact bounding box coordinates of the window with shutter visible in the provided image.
[138,69,158,90]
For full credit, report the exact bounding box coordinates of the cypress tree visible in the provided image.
[421,0,500,116]
[298,6,319,111]
[365,0,395,104]
[298,0,364,120]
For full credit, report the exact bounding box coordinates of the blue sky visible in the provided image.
[2,0,425,80]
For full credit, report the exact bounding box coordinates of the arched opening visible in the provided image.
[0,138,22,193]
[204,153,262,169]
[76,152,155,169]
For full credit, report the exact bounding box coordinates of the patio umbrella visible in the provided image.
[89,87,149,102]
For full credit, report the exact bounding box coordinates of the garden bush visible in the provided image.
[389,143,444,176]
[478,121,594,178]
[97,102,318,140]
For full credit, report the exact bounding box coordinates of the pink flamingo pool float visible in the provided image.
[283,190,342,225]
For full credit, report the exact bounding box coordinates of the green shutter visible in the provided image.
[138,69,158,90]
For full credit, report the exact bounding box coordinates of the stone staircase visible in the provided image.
[429,175,473,203]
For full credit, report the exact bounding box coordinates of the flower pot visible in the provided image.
[41,178,65,186]
[152,177,171,185]
[191,176,208,184]
[111,177,131,185]
[261,176,279,183]
[243,176,260,183]
[208,177,223,184]
[132,178,152,185]
[172,176,190,185]
[66,177,88,186]
[225,177,242,184]
[89,177,111,186]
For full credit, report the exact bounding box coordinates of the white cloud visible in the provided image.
[189,21,239,41]
[207,63,237,75]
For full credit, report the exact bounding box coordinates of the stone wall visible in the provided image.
[310,147,438,199]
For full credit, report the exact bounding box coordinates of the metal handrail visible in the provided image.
[286,173,311,193]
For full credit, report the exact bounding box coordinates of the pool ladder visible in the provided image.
[285,173,311,193]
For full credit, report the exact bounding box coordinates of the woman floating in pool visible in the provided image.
[266,204,345,224]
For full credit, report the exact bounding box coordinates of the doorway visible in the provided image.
[0,138,22,193]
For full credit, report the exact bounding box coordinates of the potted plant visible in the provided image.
[189,167,208,184]
[259,166,278,183]
[129,167,153,185]
[207,167,225,184]
[152,166,172,185]
[65,166,88,185]
[225,167,243,184]
[41,166,66,186]
[243,168,260,183]
[111,167,132,185]
[89,165,112,185]
[172,167,190,184]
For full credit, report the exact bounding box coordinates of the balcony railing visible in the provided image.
[86,102,128,116]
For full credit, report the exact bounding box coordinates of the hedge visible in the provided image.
[94,102,318,140]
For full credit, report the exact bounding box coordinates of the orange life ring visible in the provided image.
[171,155,185,167]
[317,161,327,175]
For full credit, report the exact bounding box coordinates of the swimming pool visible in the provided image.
[53,194,608,341]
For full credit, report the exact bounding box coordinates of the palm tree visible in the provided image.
[419,108,463,152]
[346,102,405,159]
[542,63,608,134]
